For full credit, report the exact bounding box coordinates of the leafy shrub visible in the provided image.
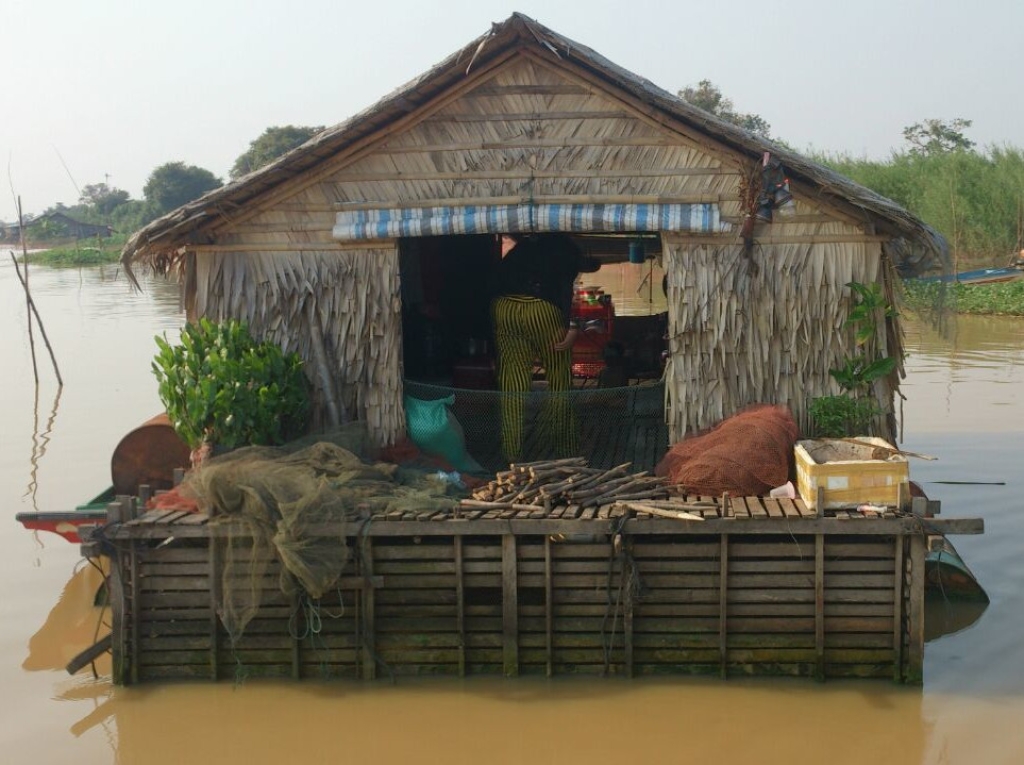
[904,278,1024,316]
[810,281,896,437]
[153,318,310,450]
[808,395,881,438]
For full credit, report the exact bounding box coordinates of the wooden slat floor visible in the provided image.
[125,495,909,529]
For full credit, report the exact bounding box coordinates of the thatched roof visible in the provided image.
[122,12,948,277]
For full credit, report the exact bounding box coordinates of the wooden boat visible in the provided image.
[16,413,190,545]
[913,265,1024,286]
[16,488,113,544]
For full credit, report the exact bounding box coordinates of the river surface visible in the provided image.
[1,258,1022,764]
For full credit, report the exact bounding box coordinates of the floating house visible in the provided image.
[121,12,948,453]
[99,15,979,686]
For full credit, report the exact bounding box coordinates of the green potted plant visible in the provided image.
[809,281,898,438]
[152,318,310,464]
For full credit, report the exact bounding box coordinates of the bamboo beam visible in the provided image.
[332,193,735,211]
[331,167,731,182]
[466,84,591,96]
[422,110,629,122]
[378,136,682,153]
[110,515,987,540]
[190,243,389,253]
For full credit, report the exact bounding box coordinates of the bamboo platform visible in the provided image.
[98,495,983,685]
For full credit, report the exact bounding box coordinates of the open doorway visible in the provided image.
[399,234,501,385]
[398,232,669,471]
[398,232,667,388]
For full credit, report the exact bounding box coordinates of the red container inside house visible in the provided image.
[570,286,614,379]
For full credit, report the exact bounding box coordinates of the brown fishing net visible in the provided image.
[655,405,800,497]
[177,423,459,643]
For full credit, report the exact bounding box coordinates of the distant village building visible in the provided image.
[0,211,113,243]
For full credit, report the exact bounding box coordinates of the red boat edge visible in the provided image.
[15,487,115,544]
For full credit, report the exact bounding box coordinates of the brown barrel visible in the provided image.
[110,413,192,496]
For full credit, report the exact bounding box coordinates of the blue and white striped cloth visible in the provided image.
[332,203,727,240]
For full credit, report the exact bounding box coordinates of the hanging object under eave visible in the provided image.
[333,202,731,240]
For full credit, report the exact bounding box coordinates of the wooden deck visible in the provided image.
[97,497,982,685]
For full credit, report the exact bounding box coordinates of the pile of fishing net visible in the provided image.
[655,405,799,497]
[177,422,461,642]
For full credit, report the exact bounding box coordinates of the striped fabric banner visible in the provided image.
[332,203,727,240]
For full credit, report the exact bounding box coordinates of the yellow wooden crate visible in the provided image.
[795,438,909,510]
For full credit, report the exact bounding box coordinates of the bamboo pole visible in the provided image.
[10,251,63,386]
[15,198,38,383]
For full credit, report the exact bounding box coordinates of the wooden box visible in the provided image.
[795,438,909,510]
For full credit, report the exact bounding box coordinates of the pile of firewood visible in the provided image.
[461,457,674,511]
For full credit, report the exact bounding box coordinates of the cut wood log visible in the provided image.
[619,502,705,521]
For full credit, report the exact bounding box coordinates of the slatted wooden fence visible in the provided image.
[102,501,982,685]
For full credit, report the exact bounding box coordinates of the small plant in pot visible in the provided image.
[153,318,311,466]
[809,281,898,438]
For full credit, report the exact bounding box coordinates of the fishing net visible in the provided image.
[402,379,668,474]
[655,405,799,497]
[178,423,460,643]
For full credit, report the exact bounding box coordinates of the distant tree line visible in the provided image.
[679,82,1024,269]
[814,119,1024,269]
[19,88,1024,272]
[20,125,322,240]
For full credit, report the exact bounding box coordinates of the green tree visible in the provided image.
[230,125,324,179]
[903,118,975,156]
[679,79,771,138]
[79,183,130,216]
[143,162,222,215]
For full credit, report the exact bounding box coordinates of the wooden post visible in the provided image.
[544,534,553,679]
[138,484,152,507]
[719,534,729,678]
[816,486,826,519]
[129,544,139,684]
[892,533,905,682]
[502,534,519,677]
[107,501,124,525]
[814,534,825,682]
[360,537,376,680]
[622,536,634,679]
[109,540,128,684]
[290,581,302,680]
[906,534,926,683]
[455,536,466,678]
[209,536,220,681]
[898,481,911,514]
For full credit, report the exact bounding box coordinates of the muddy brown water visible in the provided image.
[2,260,1022,764]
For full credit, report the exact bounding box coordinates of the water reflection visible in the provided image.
[5,268,1024,765]
[25,386,62,512]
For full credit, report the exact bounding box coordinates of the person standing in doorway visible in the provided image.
[491,233,600,462]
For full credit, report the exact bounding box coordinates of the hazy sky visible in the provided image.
[3,0,1021,222]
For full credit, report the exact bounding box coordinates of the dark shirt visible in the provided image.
[494,235,587,328]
